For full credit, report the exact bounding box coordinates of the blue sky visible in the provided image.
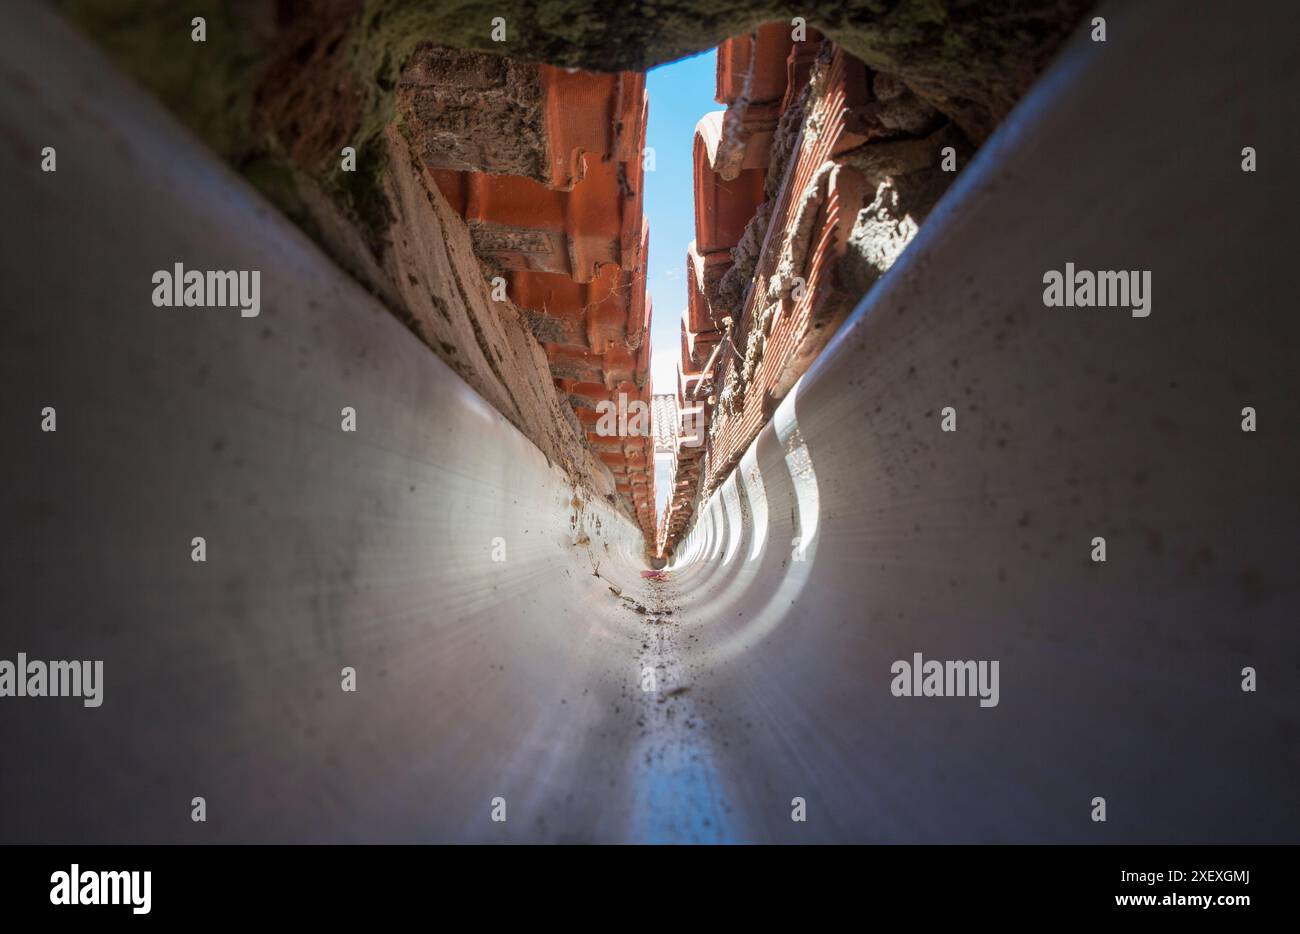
[643,49,719,397]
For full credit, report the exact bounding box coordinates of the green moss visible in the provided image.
[815,0,1092,139]
[55,0,271,163]
[351,0,785,73]
[241,153,308,216]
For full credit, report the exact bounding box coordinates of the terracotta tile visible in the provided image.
[693,112,767,253]
[716,24,793,105]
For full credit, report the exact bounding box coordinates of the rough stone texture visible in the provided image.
[861,70,944,137]
[354,0,1093,142]
[712,199,772,318]
[840,177,929,297]
[398,44,548,182]
[713,53,961,386]
[839,121,968,183]
[713,74,812,320]
[837,123,970,298]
